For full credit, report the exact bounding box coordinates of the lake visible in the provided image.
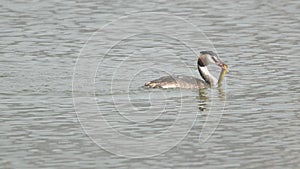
[1,0,300,168]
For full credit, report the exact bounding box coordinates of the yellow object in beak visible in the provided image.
[222,64,228,71]
[218,64,228,86]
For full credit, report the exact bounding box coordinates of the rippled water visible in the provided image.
[1,0,300,168]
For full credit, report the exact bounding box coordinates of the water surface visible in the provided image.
[1,0,300,168]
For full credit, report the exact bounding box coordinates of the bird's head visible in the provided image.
[198,51,227,71]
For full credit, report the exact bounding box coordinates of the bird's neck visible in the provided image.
[198,65,217,86]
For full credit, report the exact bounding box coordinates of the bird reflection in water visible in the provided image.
[197,67,227,111]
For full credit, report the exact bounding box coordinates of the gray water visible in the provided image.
[1,0,300,168]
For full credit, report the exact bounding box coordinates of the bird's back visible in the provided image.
[145,75,208,89]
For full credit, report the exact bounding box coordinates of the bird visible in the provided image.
[144,51,228,89]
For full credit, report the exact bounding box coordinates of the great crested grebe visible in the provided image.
[145,51,228,89]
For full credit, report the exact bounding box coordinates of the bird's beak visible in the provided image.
[222,64,228,71]
[212,56,228,72]
[217,61,228,72]
[216,61,228,70]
